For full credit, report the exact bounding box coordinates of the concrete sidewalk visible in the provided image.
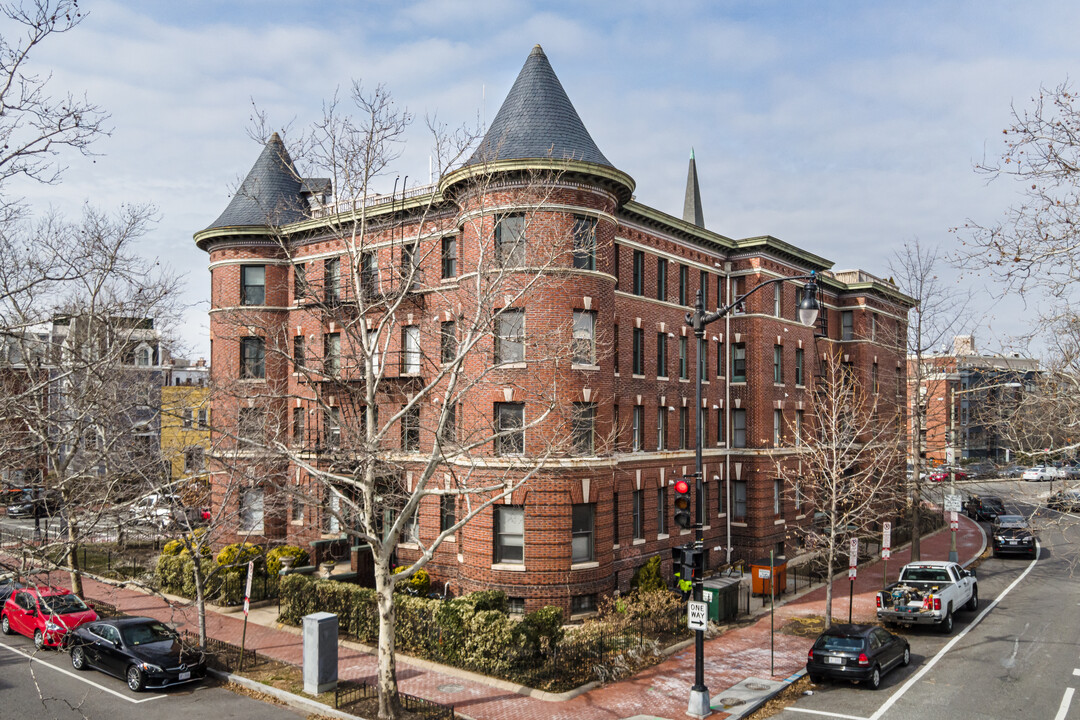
[76,517,985,720]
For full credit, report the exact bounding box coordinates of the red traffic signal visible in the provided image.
[674,479,691,495]
[674,478,693,529]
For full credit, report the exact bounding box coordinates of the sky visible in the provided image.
[11,0,1079,360]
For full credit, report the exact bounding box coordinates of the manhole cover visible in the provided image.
[745,682,771,691]
[437,684,465,693]
[717,697,746,708]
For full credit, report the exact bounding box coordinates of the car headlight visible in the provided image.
[44,622,61,632]
[995,536,1005,543]
[140,662,163,673]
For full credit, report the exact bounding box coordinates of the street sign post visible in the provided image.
[687,600,708,631]
[848,537,859,623]
[882,522,892,587]
[944,494,963,512]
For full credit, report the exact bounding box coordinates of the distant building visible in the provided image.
[195,46,913,613]
[909,335,1038,465]
[160,358,210,492]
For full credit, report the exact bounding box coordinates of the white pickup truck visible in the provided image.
[876,561,978,633]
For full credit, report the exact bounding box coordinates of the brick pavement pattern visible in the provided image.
[74,519,982,720]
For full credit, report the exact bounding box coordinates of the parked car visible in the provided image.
[991,515,1038,558]
[5,488,61,518]
[965,462,996,479]
[1000,464,1028,478]
[0,576,24,605]
[1047,489,1080,512]
[929,468,967,483]
[1022,466,1062,482]
[964,495,1006,521]
[67,616,207,691]
[1,586,98,649]
[806,624,910,689]
[126,493,207,530]
[1063,464,1080,479]
[876,561,978,633]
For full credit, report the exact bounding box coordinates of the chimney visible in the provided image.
[952,335,975,356]
[195,357,207,368]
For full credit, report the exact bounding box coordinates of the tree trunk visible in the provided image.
[375,565,401,720]
[191,550,208,648]
[910,483,922,562]
[823,536,835,629]
[66,519,83,597]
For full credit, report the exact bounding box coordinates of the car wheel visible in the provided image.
[901,646,911,666]
[126,665,146,692]
[71,645,87,671]
[939,611,954,634]
[0,614,10,635]
[809,673,824,684]
[965,586,979,612]
[868,665,882,690]
[34,629,44,650]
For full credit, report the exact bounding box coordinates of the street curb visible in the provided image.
[726,670,806,720]
[209,667,369,720]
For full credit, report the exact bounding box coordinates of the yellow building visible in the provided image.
[160,360,210,499]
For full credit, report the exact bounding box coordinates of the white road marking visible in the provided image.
[868,542,1041,720]
[0,640,166,704]
[787,708,870,719]
[1073,669,1080,677]
[1055,687,1075,720]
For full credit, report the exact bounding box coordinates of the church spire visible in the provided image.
[682,149,704,228]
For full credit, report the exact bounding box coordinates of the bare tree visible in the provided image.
[890,239,971,560]
[775,349,904,627]
[213,84,595,719]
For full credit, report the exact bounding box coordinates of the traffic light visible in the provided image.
[674,477,693,529]
[682,546,705,582]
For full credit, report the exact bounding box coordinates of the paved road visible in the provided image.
[774,478,1080,720]
[0,631,305,720]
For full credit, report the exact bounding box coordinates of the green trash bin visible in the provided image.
[702,576,741,623]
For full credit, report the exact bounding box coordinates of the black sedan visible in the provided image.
[991,515,1038,558]
[67,617,206,691]
[806,624,910,689]
[964,495,1006,521]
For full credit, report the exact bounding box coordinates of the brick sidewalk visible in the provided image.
[75,517,984,720]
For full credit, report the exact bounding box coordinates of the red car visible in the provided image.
[1,586,98,650]
[929,468,967,483]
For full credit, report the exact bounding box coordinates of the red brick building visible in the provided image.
[195,46,913,614]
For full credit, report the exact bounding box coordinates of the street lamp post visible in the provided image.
[683,272,820,718]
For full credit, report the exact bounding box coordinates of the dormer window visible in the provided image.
[135,344,153,367]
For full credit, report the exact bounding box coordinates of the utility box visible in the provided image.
[702,575,741,623]
[303,612,338,694]
[750,556,787,596]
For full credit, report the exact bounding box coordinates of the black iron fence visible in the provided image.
[334,678,455,720]
[179,630,261,672]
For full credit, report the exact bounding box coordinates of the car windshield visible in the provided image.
[815,635,864,652]
[984,499,1004,509]
[120,621,176,646]
[999,527,1031,537]
[39,594,88,615]
[996,515,1026,526]
[900,567,951,583]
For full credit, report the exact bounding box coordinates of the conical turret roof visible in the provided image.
[204,133,306,231]
[682,149,704,228]
[468,45,612,167]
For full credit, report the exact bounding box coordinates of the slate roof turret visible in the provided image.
[682,149,704,228]
[203,133,306,231]
[468,45,612,168]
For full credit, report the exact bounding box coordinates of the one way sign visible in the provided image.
[688,600,708,631]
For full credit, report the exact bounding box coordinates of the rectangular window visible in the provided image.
[679,336,688,379]
[656,332,668,377]
[632,405,644,451]
[679,407,689,449]
[700,341,707,381]
[841,310,854,341]
[291,492,303,524]
[198,408,208,429]
[182,409,193,428]
[240,336,265,379]
[632,489,644,540]
[717,339,723,377]
[774,345,783,383]
[359,252,377,299]
[495,215,527,266]
[657,487,667,535]
[657,258,667,301]
[401,404,420,451]
[401,241,419,290]
[873,363,880,394]
[293,406,305,446]
[440,495,456,533]
[495,309,525,364]
[441,235,458,278]
[238,488,264,534]
[700,411,708,449]
[731,343,746,382]
[796,410,804,447]
[439,403,457,444]
[402,325,421,374]
[656,406,667,450]
[294,263,308,300]
[774,479,782,517]
[613,325,620,373]
[571,594,597,615]
[774,283,781,317]
[632,327,644,375]
[572,402,595,456]
[734,480,747,520]
[495,402,524,456]
[324,332,340,376]
[870,313,877,341]
[238,406,264,444]
[572,215,597,270]
[794,286,804,322]
[795,348,804,386]
[774,409,782,446]
[325,257,341,302]
[614,243,620,288]
[717,407,724,445]
[733,408,747,448]
[293,335,305,371]
[324,406,340,448]
[571,503,595,562]
[700,270,709,307]
[441,321,457,364]
[494,505,524,564]
[732,276,745,313]
[795,481,803,511]
[613,404,621,450]
[572,310,596,365]
[240,265,265,306]
[613,492,620,545]
[679,265,689,306]
[632,250,644,295]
